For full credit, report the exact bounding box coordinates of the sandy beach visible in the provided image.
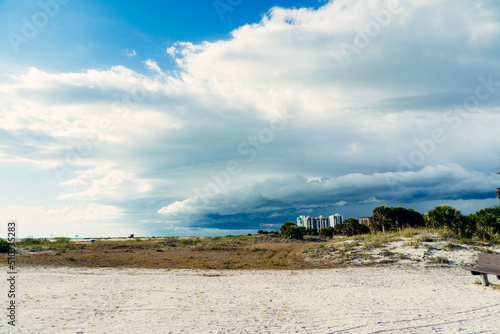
[2,265,499,333]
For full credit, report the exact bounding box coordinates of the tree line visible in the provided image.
[280,204,500,241]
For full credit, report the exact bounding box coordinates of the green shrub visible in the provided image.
[426,205,472,237]
[343,243,355,251]
[280,222,303,240]
[180,238,201,246]
[334,218,369,236]
[438,228,459,240]
[476,206,500,241]
[53,237,70,243]
[319,227,334,238]
[380,249,394,257]
[443,242,459,251]
[406,238,420,248]
[429,256,449,264]
[0,239,10,253]
[23,237,47,245]
[380,259,396,264]
[361,253,374,260]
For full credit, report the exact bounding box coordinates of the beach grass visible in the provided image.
[5,228,499,270]
[12,235,323,270]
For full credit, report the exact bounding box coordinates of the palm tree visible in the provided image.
[476,206,500,240]
[426,205,462,230]
[371,205,391,233]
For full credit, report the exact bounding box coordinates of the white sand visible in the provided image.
[2,265,499,333]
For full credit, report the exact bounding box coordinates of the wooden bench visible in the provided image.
[470,253,500,286]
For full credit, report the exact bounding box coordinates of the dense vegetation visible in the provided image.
[0,238,10,252]
[281,204,500,242]
[370,204,500,241]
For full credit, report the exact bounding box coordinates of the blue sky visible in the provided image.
[0,0,323,72]
[1,0,500,238]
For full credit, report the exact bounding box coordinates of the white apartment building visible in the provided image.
[329,213,344,227]
[297,214,343,231]
[297,215,308,227]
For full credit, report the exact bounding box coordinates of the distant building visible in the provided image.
[329,213,343,227]
[297,214,344,231]
[313,216,330,230]
[297,215,308,227]
[297,215,329,231]
[359,217,371,226]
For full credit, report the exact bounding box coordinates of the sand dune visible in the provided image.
[2,265,499,333]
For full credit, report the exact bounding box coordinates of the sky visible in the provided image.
[1,0,499,238]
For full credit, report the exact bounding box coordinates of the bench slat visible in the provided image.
[470,267,500,276]
[477,253,500,270]
[470,253,500,276]
[470,253,500,286]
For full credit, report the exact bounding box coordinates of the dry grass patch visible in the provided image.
[9,227,496,270]
[10,237,322,270]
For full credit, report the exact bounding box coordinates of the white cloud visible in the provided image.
[125,49,137,57]
[1,0,500,235]
[144,59,161,73]
[48,203,122,220]
[0,204,132,238]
